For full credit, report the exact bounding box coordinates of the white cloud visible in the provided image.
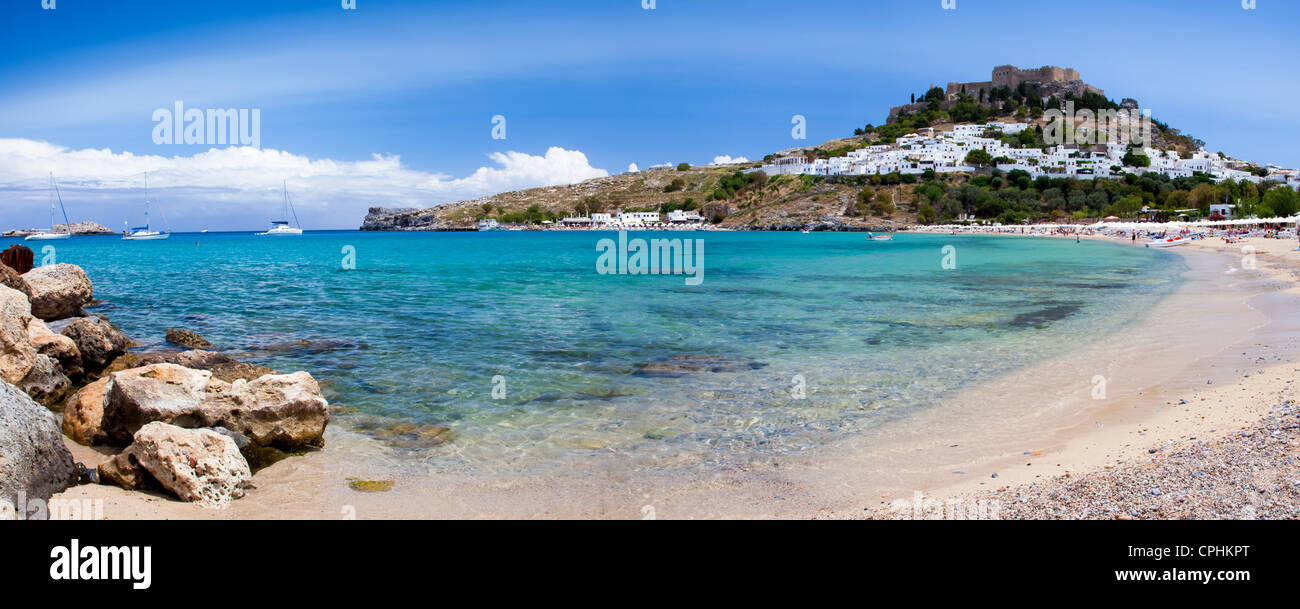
[712,155,750,165]
[0,140,607,230]
[627,163,639,173]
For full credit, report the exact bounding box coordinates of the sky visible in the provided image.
[1,0,1297,231]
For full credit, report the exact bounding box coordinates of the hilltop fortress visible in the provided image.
[889,65,1103,123]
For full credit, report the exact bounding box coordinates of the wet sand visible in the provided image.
[49,235,1300,519]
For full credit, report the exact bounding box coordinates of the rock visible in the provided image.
[165,328,212,349]
[62,377,110,445]
[137,349,233,370]
[0,498,15,520]
[210,361,279,383]
[633,354,768,378]
[360,206,423,230]
[0,286,38,385]
[135,351,279,382]
[51,221,115,236]
[18,354,71,407]
[101,363,213,443]
[101,363,328,450]
[21,264,94,321]
[202,372,330,450]
[61,317,129,373]
[127,422,251,508]
[99,353,141,377]
[97,450,160,491]
[0,264,31,301]
[0,380,78,508]
[27,318,82,380]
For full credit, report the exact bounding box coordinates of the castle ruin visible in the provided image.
[887,65,1104,124]
[946,65,1093,101]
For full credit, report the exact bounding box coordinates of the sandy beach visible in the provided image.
[42,233,1300,520]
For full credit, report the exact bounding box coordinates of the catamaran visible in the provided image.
[122,172,170,240]
[256,181,304,236]
[25,174,73,241]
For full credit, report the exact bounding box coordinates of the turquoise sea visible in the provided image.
[5,231,1184,473]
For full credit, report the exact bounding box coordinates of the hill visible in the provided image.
[360,65,1291,230]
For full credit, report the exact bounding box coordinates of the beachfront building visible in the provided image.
[560,216,594,227]
[591,213,614,226]
[1209,203,1237,219]
[667,210,704,223]
[760,121,1297,186]
[617,212,661,226]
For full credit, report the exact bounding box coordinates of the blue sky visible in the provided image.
[2,0,1297,230]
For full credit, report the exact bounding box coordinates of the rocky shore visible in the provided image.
[0,251,330,518]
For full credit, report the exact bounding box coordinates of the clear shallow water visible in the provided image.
[6,231,1183,473]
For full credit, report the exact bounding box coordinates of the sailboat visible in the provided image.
[122,172,170,240]
[256,181,304,236]
[25,174,73,241]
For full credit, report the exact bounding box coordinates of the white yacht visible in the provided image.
[25,174,73,241]
[256,181,304,236]
[477,219,500,231]
[122,172,170,240]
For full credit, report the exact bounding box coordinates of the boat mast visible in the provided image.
[48,173,56,232]
[52,174,70,233]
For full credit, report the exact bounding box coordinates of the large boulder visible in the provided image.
[0,380,78,510]
[100,363,212,444]
[203,372,330,450]
[0,286,37,385]
[61,316,129,373]
[27,318,82,381]
[18,354,71,407]
[62,377,110,445]
[126,422,251,508]
[21,264,93,321]
[0,264,31,301]
[100,363,329,450]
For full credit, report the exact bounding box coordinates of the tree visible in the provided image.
[964,149,994,168]
[1122,149,1151,168]
[1188,183,1218,213]
[676,163,691,171]
[918,203,937,224]
[1262,186,1299,217]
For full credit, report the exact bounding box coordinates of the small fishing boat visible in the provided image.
[1145,236,1189,248]
[25,174,73,241]
[865,232,894,242]
[122,173,171,240]
[256,181,304,236]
